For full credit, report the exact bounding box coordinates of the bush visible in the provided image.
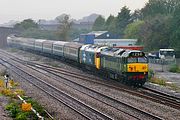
[16,112,28,120]
[0,79,4,87]
[1,89,13,96]
[169,64,180,73]
[5,102,21,118]
[5,98,48,119]
[148,69,154,80]
[15,89,25,96]
[26,99,45,116]
[149,77,166,86]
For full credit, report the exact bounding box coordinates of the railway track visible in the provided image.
[25,61,163,120]
[18,58,180,110]
[0,58,113,120]
[141,86,180,107]
[0,50,165,120]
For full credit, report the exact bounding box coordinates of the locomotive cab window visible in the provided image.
[128,57,148,63]
[138,57,148,63]
[122,57,127,63]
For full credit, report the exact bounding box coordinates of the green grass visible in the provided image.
[8,48,19,53]
[169,64,180,73]
[149,77,166,86]
[148,69,155,80]
[0,76,47,119]
[5,97,48,119]
[149,77,180,92]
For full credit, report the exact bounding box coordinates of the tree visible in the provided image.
[124,20,145,42]
[169,6,180,50]
[56,14,72,41]
[14,19,38,30]
[92,15,105,31]
[140,0,180,50]
[141,0,180,19]
[116,6,132,36]
[139,15,172,50]
[105,15,115,29]
[131,10,143,21]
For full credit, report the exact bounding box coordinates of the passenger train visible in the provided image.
[7,36,148,86]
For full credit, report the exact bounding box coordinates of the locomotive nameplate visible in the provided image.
[129,52,145,57]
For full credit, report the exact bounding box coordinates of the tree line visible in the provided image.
[14,15,90,41]
[14,0,180,52]
[92,0,180,51]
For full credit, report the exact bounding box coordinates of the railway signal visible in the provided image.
[4,74,9,88]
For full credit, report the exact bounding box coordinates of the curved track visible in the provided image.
[0,58,113,120]
[16,57,180,110]
[1,49,180,119]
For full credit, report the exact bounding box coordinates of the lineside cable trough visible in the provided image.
[4,74,47,120]
[16,94,44,120]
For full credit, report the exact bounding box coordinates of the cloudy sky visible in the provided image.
[0,0,149,24]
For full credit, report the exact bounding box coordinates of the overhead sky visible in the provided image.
[0,0,149,24]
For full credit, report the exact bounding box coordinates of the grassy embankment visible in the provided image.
[0,70,47,120]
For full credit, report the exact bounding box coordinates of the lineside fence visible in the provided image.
[149,58,176,65]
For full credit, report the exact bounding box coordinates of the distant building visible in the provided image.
[88,31,120,39]
[74,31,137,47]
[94,39,137,47]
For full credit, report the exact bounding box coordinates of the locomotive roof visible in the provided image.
[96,46,108,52]
[43,40,55,45]
[84,45,100,52]
[35,39,47,43]
[53,41,68,45]
[64,42,83,48]
[81,44,107,53]
[121,50,145,57]
[80,44,91,50]
[101,47,126,57]
[9,37,36,42]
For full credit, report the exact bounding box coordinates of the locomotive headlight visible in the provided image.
[124,65,127,71]
[142,64,148,72]
[142,66,146,70]
[129,66,133,71]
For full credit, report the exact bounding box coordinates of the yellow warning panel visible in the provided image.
[22,103,32,111]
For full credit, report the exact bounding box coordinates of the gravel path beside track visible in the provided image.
[148,63,180,95]
[0,65,13,120]
[149,63,180,86]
